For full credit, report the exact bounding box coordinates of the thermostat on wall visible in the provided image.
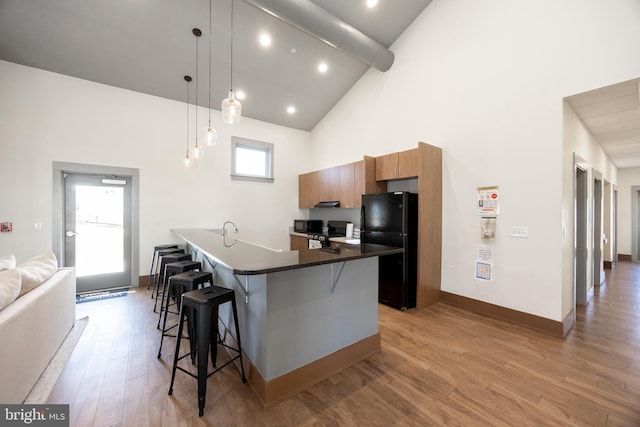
[1,222,13,232]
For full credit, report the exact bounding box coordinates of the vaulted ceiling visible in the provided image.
[0,0,433,131]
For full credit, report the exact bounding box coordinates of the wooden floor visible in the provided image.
[48,262,640,426]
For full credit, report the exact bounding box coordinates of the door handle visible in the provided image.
[65,230,78,237]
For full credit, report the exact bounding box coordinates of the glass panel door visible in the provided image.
[64,173,132,293]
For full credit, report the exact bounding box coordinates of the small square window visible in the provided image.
[231,137,274,182]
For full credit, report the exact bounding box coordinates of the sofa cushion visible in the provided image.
[0,268,21,311]
[16,252,58,297]
[0,254,16,270]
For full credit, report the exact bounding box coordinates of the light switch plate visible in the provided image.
[511,225,528,238]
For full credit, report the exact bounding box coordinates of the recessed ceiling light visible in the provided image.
[318,62,328,73]
[366,0,378,8]
[290,48,297,54]
[259,33,271,47]
[287,106,296,114]
[236,90,246,100]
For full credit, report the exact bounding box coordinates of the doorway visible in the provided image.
[65,173,132,292]
[633,186,640,262]
[53,162,139,294]
[575,160,588,306]
[592,173,603,286]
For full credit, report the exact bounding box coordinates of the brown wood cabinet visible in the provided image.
[299,157,382,209]
[290,235,308,251]
[354,156,385,208]
[318,166,340,202]
[338,163,356,208]
[416,142,442,309]
[375,148,420,180]
[298,171,319,209]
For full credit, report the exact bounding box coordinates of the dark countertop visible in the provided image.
[172,228,402,275]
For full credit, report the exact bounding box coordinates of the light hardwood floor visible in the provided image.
[48,262,640,426]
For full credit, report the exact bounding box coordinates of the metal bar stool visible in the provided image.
[151,247,185,298]
[153,253,192,312]
[168,286,247,417]
[157,271,213,359]
[146,244,179,290]
[156,260,202,329]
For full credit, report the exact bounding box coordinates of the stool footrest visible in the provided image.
[173,350,243,380]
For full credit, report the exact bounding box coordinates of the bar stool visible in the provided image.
[156,260,202,328]
[168,287,247,417]
[151,247,185,298]
[153,253,192,312]
[157,271,213,359]
[146,244,179,290]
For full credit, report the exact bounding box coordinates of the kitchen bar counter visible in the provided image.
[174,228,399,274]
[171,227,394,407]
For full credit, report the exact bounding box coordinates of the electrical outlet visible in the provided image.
[511,226,528,238]
[35,222,42,230]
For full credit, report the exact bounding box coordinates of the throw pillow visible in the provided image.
[0,254,16,270]
[16,251,58,297]
[0,268,21,311]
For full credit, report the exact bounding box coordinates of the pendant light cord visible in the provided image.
[195,33,198,140]
[186,79,190,153]
[208,0,212,121]
[230,0,234,90]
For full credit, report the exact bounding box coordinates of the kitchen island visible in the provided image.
[171,228,401,406]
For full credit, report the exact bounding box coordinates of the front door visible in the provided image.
[64,173,132,293]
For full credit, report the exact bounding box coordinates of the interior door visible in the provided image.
[64,173,132,293]
[593,177,603,286]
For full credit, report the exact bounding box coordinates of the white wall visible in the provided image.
[617,168,640,255]
[0,60,311,272]
[311,0,640,321]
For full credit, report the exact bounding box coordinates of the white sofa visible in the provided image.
[0,265,76,403]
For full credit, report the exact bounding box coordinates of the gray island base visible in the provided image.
[171,228,402,406]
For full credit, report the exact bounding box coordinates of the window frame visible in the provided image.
[231,136,275,182]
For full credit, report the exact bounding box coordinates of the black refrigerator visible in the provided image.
[361,191,418,310]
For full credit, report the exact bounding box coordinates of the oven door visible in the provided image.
[308,238,323,249]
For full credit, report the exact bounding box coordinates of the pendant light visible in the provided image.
[205,0,218,145]
[221,0,242,124]
[192,28,203,159]
[183,75,192,168]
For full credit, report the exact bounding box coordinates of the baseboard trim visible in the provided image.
[618,254,632,262]
[439,291,571,338]
[138,275,151,287]
[247,333,381,407]
[604,261,614,270]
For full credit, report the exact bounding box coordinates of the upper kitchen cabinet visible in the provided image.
[354,156,385,208]
[318,166,340,202]
[298,171,319,209]
[375,148,420,181]
[338,163,356,208]
[298,157,382,209]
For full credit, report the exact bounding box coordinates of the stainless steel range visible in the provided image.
[307,233,330,249]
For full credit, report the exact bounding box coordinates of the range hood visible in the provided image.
[314,201,340,208]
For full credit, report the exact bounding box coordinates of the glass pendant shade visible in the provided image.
[184,151,191,168]
[206,122,218,146]
[193,140,202,159]
[221,90,242,124]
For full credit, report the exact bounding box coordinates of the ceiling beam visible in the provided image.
[241,0,395,71]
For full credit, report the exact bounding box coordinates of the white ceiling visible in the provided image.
[566,78,640,169]
[0,0,433,131]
